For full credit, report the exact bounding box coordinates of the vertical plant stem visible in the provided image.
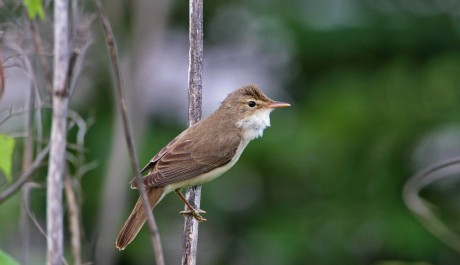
[47,0,69,264]
[29,20,53,96]
[23,83,35,169]
[94,1,165,264]
[182,0,203,264]
[0,50,4,98]
[64,176,82,265]
[21,80,35,265]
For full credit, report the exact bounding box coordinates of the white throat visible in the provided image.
[236,108,273,142]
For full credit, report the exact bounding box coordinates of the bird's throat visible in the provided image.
[236,108,273,142]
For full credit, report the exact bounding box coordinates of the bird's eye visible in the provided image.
[247,101,256,108]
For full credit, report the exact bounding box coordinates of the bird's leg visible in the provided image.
[175,189,207,222]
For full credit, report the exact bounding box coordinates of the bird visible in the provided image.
[115,84,290,250]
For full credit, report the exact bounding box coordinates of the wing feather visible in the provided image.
[139,136,180,174]
[133,134,241,188]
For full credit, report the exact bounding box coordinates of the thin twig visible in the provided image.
[65,49,79,97]
[23,84,35,170]
[29,20,53,96]
[0,106,13,125]
[93,1,165,264]
[22,183,47,237]
[5,30,45,110]
[20,187,31,265]
[67,109,98,180]
[30,21,47,155]
[68,12,95,99]
[20,60,36,265]
[404,156,460,253]
[0,145,50,204]
[64,176,82,265]
[0,101,50,126]
[0,50,4,99]
[182,0,204,264]
[22,183,70,265]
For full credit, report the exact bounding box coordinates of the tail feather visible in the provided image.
[116,187,164,250]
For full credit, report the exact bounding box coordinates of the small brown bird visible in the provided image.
[116,84,290,250]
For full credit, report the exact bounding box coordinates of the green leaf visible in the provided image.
[0,134,15,182]
[0,249,19,265]
[23,0,45,21]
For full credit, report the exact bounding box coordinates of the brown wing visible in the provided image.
[132,134,241,188]
[139,136,180,175]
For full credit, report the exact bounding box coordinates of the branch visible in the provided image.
[403,156,460,253]
[0,50,4,99]
[20,72,35,264]
[20,38,37,262]
[64,176,82,265]
[22,80,35,172]
[22,183,70,265]
[22,183,47,239]
[0,144,50,204]
[93,1,164,264]
[47,0,70,263]
[29,20,53,96]
[182,0,204,264]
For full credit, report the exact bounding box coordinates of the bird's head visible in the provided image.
[218,84,290,141]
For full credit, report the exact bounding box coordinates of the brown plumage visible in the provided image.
[115,84,290,250]
[115,187,164,250]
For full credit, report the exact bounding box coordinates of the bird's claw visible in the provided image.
[180,209,207,222]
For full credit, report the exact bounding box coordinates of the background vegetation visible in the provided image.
[1,0,460,264]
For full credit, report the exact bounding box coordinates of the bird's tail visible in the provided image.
[116,187,164,250]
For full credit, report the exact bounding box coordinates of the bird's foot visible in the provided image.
[175,188,207,222]
[180,208,207,222]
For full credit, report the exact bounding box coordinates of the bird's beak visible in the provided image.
[267,101,291,108]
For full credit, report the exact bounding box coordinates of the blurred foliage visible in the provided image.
[2,0,460,265]
[0,248,19,265]
[22,0,45,20]
[0,134,15,182]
